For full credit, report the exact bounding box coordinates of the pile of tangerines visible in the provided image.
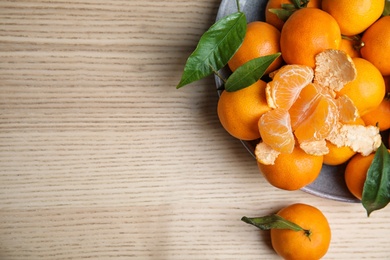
[217,2,390,258]
[217,0,390,199]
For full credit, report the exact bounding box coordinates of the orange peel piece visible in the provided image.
[300,140,329,156]
[314,49,357,92]
[326,123,381,156]
[255,142,280,165]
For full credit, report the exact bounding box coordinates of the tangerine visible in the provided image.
[280,8,341,68]
[345,152,375,200]
[257,145,323,190]
[361,97,390,131]
[217,80,270,140]
[228,21,282,73]
[323,117,365,166]
[321,0,384,36]
[271,203,331,260]
[361,16,390,76]
[339,37,361,58]
[337,58,385,116]
[265,0,321,31]
[345,149,390,200]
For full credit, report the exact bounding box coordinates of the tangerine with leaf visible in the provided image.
[217,80,271,141]
[228,21,283,74]
[280,7,341,68]
[242,203,331,260]
[265,0,321,31]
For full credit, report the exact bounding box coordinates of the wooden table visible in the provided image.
[1,1,389,259]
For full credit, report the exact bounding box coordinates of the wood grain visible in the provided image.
[1,0,390,259]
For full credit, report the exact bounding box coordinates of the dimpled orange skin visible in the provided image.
[227,21,282,74]
[361,16,390,76]
[362,98,390,131]
[322,0,385,36]
[337,58,385,116]
[271,203,331,260]
[265,0,322,31]
[257,146,323,190]
[339,38,361,58]
[217,80,271,141]
[345,154,374,200]
[280,8,341,68]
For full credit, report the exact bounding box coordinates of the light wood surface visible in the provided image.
[1,1,389,259]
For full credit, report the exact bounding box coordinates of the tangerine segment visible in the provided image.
[289,83,320,129]
[258,109,294,154]
[294,95,338,143]
[266,65,314,110]
[336,95,359,124]
[289,83,338,143]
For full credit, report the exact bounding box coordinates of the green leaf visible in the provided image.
[362,143,390,216]
[384,0,390,16]
[224,53,281,92]
[176,12,247,89]
[241,214,305,232]
[291,0,303,8]
[268,8,295,22]
[280,3,297,10]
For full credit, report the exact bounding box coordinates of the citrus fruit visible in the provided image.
[323,117,365,166]
[217,80,271,140]
[337,58,385,116]
[265,0,321,31]
[266,65,314,110]
[258,109,294,154]
[257,145,323,190]
[321,0,385,36]
[324,143,356,166]
[289,83,338,144]
[227,21,282,73]
[280,8,341,68]
[384,76,390,93]
[361,97,390,131]
[339,37,361,58]
[271,203,331,260]
[361,16,390,76]
[344,150,390,200]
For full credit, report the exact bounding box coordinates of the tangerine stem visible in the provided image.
[235,0,240,12]
[209,63,226,84]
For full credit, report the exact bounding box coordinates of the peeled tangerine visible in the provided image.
[256,49,381,165]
